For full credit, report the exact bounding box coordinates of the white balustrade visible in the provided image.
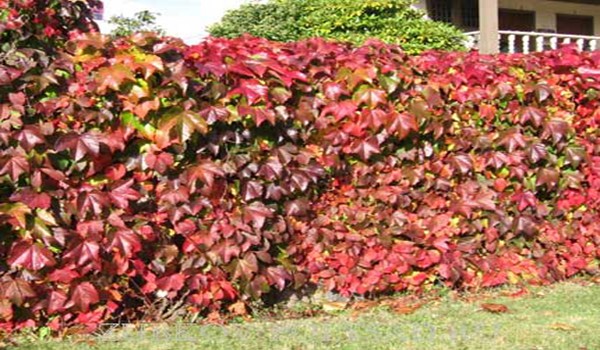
[464,30,600,53]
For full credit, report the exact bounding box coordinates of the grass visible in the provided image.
[11,281,600,350]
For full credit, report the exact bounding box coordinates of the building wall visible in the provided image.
[499,0,600,35]
[414,0,600,36]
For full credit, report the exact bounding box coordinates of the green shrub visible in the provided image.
[207,0,466,54]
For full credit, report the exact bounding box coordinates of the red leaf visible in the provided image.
[47,290,68,315]
[512,191,538,212]
[156,273,186,292]
[10,189,51,209]
[0,153,29,182]
[49,268,80,284]
[186,161,224,188]
[481,303,509,313]
[109,179,141,209]
[16,126,45,151]
[64,240,101,267]
[77,190,109,216]
[227,79,269,105]
[210,239,241,264]
[70,282,100,312]
[145,151,174,173]
[473,190,496,211]
[321,101,358,122]
[108,229,141,258]
[8,241,56,271]
[387,111,417,140]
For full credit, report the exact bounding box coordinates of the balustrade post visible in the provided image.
[522,35,530,54]
[550,37,558,50]
[536,36,544,52]
[508,34,516,54]
[576,38,585,51]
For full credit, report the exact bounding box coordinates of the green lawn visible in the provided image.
[12,282,600,350]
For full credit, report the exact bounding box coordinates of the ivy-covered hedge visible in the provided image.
[2,1,600,335]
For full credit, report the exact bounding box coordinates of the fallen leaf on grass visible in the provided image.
[227,301,248,316]
[205,310,224,324]
[383,299,423,315]
[481,303,509,313]
[322,301,348,312]
[351,300,379,311]
[391,303,422,315]
[501,288,529,298]
[550,323,577,331]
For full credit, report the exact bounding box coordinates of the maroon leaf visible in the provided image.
[56,132,101,161]
[145,151,174,173]
[258,157,283,181]
[8,241,56,271]
[499,129,527,152]
[513,215,536,237]
[527,143,547,164]
[543,119,569,144]
[349,137,380,161]
[565,145,586,168]
[243,202,273,229]
[233,253,259,280]
[242,180,264,202]
[519,106,546,127]
[512,191,538,212]
[536,168,560,189]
